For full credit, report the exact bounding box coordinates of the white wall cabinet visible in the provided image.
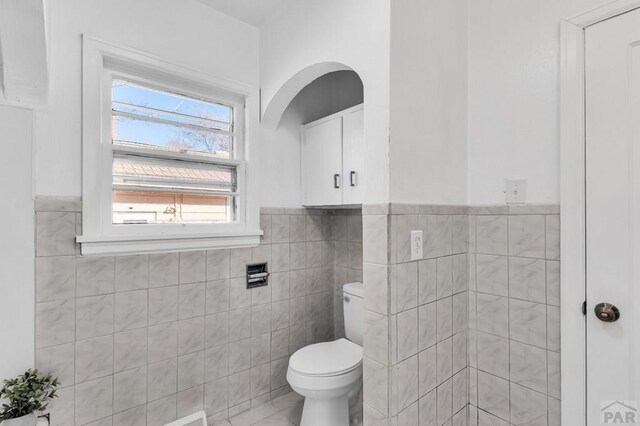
[301,104,364,206]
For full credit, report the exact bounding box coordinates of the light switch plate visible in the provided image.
[410,230,423,260]
[505,179,526,204]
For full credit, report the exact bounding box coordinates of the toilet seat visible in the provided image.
[289,338,363,377]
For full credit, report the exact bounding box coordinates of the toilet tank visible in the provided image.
[343,282,364,346]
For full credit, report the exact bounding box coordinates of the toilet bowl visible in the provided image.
[287,338,363,426]
[287,282,364,426]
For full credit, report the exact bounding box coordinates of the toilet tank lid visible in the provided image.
[343,282,363,298]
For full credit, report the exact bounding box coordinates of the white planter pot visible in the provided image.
[1,414,37,426]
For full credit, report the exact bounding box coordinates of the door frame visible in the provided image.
[560,1,640,424]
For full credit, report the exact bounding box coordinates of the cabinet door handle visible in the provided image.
[333,174,341,189]
[350,171,357,187]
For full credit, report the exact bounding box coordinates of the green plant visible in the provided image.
[0,369,59,420]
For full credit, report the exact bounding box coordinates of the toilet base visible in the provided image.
[300,394,350,426]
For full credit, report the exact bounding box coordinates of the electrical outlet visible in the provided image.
[505,179,526,204]
[410,230,423,260]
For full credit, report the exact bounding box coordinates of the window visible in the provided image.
[79,38,260,255]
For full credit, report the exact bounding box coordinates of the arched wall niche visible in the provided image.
[261,61,363,129]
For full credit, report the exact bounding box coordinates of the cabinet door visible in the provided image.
[302,116,343,206]
[342,106,364,204]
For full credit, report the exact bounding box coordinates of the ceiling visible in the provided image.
[194,0,292,27]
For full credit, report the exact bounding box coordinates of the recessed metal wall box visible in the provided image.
[247,262,269,288]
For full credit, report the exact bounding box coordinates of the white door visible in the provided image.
[586,8,640,424]
[302,115,343,206]
[342,106,364,204]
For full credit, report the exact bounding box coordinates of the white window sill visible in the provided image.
[76,231,262,256]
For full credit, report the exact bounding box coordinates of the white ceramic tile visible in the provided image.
[148,286,178,326]
[271,300,289,332]
[452,331,467,374]
[418,259,437,305]
[177,351,204,391]
[271,215,290,243]
[113,404,146,426]
[149,253,179,287]
[547,350,561,399]
[398,400,419,426]
[148,322,178,363]
[251,303,272,335]
[230,277,251,310]
[476,293,509,338]
[271,243,290,273]
[114,328,147,372]
[546,260,560,306]
[436,256,453,299]
[114,290,148,333]
[510,383,547,426]
[177,385,204,418]
[363,215,389,264]
[396,215,418,263]
[396,355,419,413]
[147,358,177,401]
[418,302,437,351]
[547,305,561,352]
[452,215,468,254]
[36,256,76,302]
[229,370,251,406]
[546,215,560,261]
[228,338,251,374]
[76,294,114,340]
[113,366,147,413]
[179,251,206,284]
[251,363,271,397]
[36,212,77,256]
[364,309,389,365]
[418,389,437,425]
[509,215,546,258]
[436,297,453,342]
[364,262,389,315]
[452,369,467,414]
[48,386,75,426]
[115,255,149,292]
[476,254,508,297]
[452,293,467,334]
[36,343,75,386]
[436,337,453,385]
[74,376,113,425]
[510,341,547,393]
[452,254,467,294]
[251,333,271,367]
[205,311,230,348]
[475,215,508,256]
[178,316,205,355]
[397,308,418,361]
[509,299,547,348]
[179,282,206,319]
[228,307,251,342]
[418,346,437,397]
[477,371,509,422]
[396,261,418,312]
[207,249,231,281]
[436,378,453,425]
[476,331,509,379]
[230,247,253,278]
[77,256,115,297]
[146,394,177,425]
[509,257,546,303]
[307,241,322,268]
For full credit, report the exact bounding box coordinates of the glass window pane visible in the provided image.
[112,191,234,224]
[112,115,232,158]
[112,154,237,194]
[112,79,232,123]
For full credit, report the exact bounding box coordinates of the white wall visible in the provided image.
[35,0,259,197]
[467,0,612,204]
[260,0,390,203]
[0,105,34,382]
[260,71,363,207]
[389,0,468,204]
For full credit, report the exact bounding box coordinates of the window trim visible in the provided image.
[79,36,261,255]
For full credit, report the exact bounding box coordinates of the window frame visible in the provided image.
[79,37,261,255]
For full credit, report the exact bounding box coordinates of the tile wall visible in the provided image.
[362,204,470,426]
[467,205,560,426]
[33,197,362,426]
[361,203,561,426]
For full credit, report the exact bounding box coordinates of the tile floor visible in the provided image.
[223,390,364,426]
[223,392,304,426]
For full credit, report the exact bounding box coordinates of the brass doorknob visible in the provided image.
[594,303,620,322]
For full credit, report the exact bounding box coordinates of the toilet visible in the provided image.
[286,282,364,426]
